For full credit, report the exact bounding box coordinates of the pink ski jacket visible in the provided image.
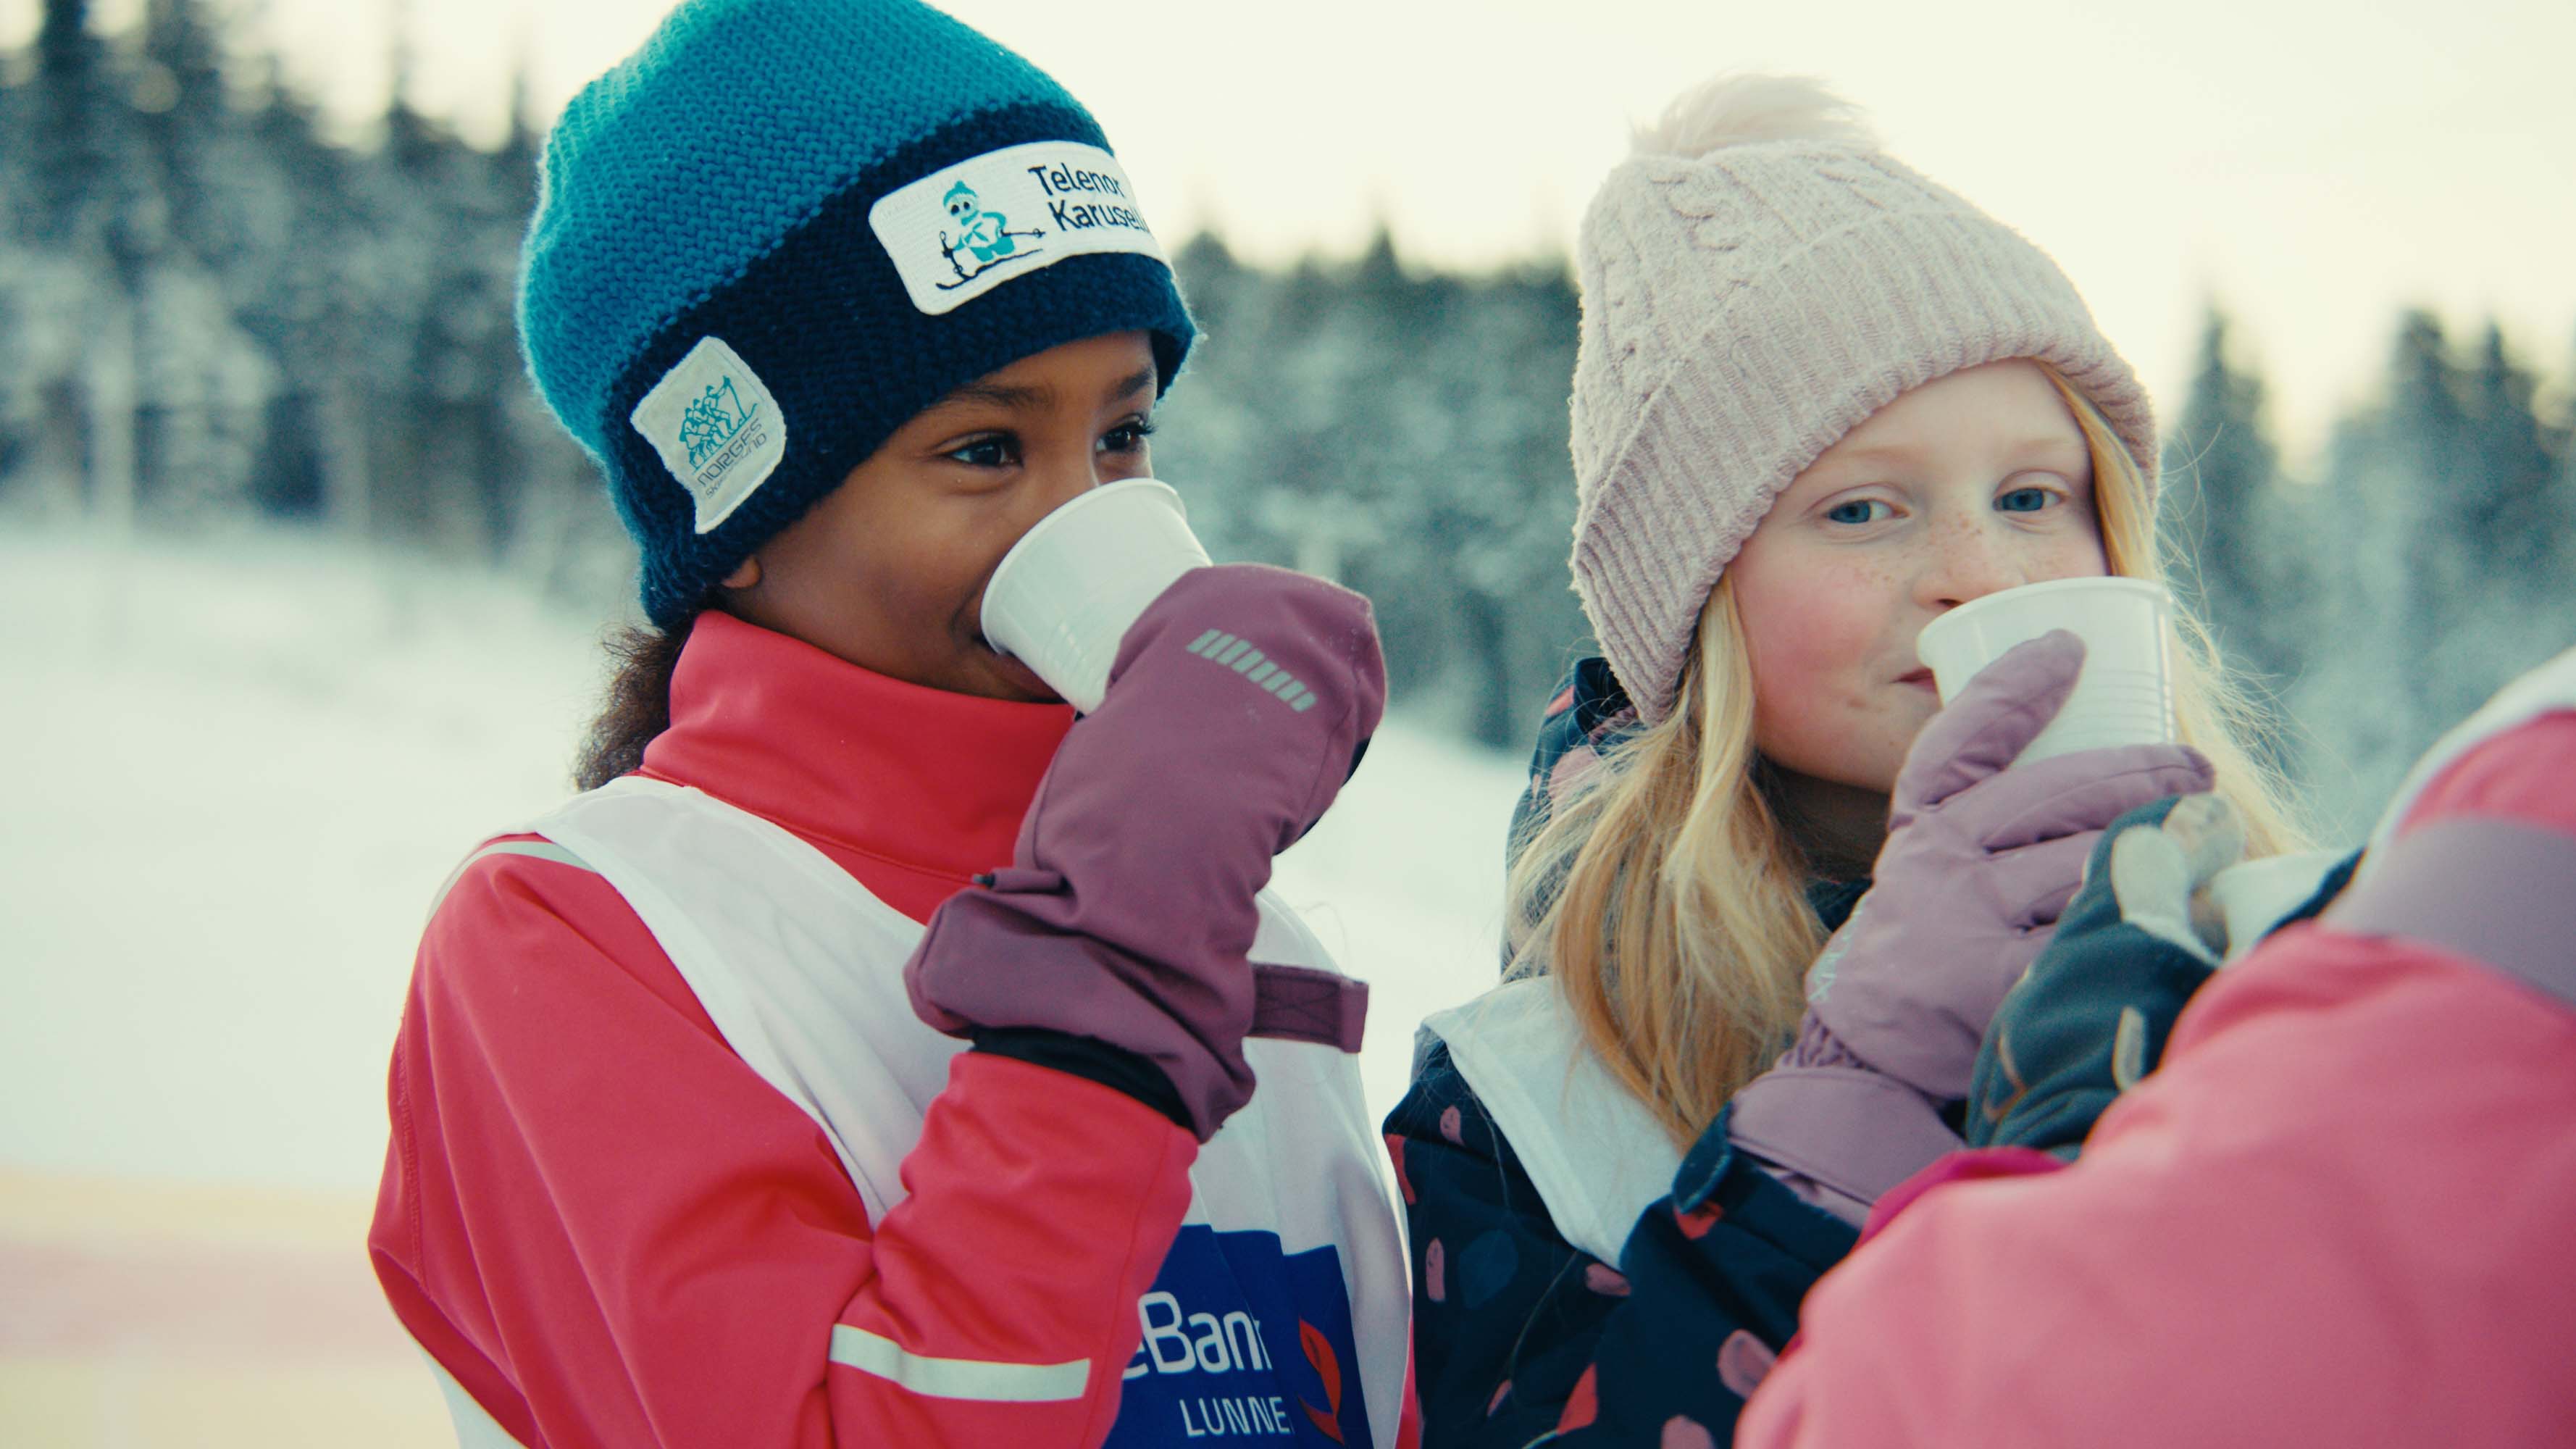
[370,612,1413,1449]
[1737,703,2576,1448]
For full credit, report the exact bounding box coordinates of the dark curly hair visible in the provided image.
[572,616,695,790]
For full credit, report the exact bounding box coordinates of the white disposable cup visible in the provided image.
[1914,577,2177,764]
[979,478,1211,713]
[2207,848,2347,964]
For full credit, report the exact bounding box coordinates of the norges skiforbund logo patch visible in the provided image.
[629,335,787,535]
[869,139,1166,317]
[627,143,1162,535]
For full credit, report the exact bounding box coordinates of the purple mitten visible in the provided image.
[905,564,1387,1141]
[1728,1015,1972,1222]
[1806,630,2215,1101]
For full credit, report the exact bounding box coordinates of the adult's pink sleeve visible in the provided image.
[370,848,1197,1449]
[1736,715,2576,1449]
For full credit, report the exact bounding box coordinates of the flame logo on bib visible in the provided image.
[1297,1320,1345,1443]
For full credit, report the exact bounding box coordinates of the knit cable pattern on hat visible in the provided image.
[1568,109,2154,726]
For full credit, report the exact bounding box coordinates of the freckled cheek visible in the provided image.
[1999,514,2110,584]
[1741,566,1897,724]
[2048,530,2112,581]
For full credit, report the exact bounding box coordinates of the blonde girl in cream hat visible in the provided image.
[1387,72,2308,1446]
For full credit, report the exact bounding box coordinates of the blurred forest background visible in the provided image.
[6,0,2574,835]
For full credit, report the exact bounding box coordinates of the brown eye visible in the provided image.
[1098,417,1155,454]
[945,435,1017,469]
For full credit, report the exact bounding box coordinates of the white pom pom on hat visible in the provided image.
[1631,72,1878,157]
[1568,70,2155,724]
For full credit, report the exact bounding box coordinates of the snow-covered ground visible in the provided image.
[0,522,1526,1198]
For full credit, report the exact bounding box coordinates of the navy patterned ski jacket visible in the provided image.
[1385,660,1863,1447]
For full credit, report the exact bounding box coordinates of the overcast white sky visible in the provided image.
[11,0,2574,461]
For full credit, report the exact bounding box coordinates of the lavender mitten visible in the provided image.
[905,564,1387,1141]
[1806,631,2215,1102]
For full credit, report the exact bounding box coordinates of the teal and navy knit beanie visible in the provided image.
[519,0,1196,627]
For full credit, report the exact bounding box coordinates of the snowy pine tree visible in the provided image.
[28,0,117,250]
[2290,313,2575,830]
[0,0,2567,759]
[225,51,354,522]
[25,0,155,530]
[1384,258,1586,746]
[1155,230,1271,557]
[2162,306,2298,686]
[2556,331,2576,600]
[2461,324,2561,581]
[2443,323,2576,714]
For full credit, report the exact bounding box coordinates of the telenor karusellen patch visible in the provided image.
[630,336,787,535]
[869,140,1166,316]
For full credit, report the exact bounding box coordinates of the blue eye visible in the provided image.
[1998,486,2053,514]
[1826,498,1888,525]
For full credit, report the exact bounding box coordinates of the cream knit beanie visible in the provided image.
[1568,73,2156,724]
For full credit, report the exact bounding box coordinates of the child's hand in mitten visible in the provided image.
[1729,635,2212,1212]
[906,564,1386,1141]
[1807,632,2215,1101]
[1966,793,2245,1158]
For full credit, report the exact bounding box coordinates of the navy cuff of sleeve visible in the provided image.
[969,1028,1192,1131]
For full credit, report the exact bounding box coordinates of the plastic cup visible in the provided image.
[1914,576,2177,764]
[979,477,1211,713]
[2207,848,2348,964]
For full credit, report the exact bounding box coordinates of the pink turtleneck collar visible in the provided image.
[636,611,1074,924]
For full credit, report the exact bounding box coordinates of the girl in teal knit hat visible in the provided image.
[369,3,1410,1445]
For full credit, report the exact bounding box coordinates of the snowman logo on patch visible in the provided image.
[937,180,1045,289]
